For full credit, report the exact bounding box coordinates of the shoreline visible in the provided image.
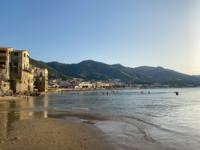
[0,86,191,101]
[2,118,113,150]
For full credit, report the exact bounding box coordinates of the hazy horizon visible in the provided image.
[1,0,200,75]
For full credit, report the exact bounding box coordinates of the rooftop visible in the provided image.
[0,47,12,48]
[13,50,29,54]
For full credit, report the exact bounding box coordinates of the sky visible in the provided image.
[0,0,200,75]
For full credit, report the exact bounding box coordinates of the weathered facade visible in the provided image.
[0,47,47,93]
[10,50,34,92]
[34,69,48,92]
[0,47,13,86]
[0,81,10,91]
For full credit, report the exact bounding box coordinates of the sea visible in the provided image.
[0,88,200,150]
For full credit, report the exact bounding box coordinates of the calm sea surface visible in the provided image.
[0,88,200,150]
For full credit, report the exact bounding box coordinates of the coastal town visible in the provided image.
[1,1,200,149]
[0,47,172,97]
[0,47,48,96]
[48,78,169,90]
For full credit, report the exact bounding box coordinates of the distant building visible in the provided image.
[48,83,59,88]
[79,82,92,88]
[108,79,121,82]
[91,82,110,88]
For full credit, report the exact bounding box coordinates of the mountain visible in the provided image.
[45,60,146,83]
[30,58,200,86]
[126,66,194,81]
[45,60,200,86]
[29,58,71,80]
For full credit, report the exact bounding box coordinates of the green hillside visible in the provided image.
[46,60,146,82]
[130,66,196,81]
[29,58,71,80]
[46,60,154,83]
[30,58,200,86]
[45,60,200,86]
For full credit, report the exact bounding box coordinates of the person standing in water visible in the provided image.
[107,91,108,95]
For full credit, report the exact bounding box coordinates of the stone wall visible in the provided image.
[35,76,48,92]
[10,67,22,80]
[10,81,21,93]
[0,48,12,82]
[0,81,10,91]
[10,70,33,93]
[20,71,33,92]
[11,51,29,70]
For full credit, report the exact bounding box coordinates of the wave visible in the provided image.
[71,108,90,111]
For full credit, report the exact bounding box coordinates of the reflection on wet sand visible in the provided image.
[0,96,49,143]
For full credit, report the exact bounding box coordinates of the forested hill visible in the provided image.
[30,58,200,86]
[29,58,71,80]
[46,60,150,83]
[45,60,200,85]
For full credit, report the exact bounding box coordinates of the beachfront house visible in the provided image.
[48,83,59,88]
[0,47,49,93]
[34,69,48,92]
[78,82,92,88]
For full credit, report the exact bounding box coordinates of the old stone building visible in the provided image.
[34,69,48,92]
[10,50,34,93]
[0,47,48,93]
[0,47,13,91]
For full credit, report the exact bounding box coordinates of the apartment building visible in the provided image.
[0,47,48,93]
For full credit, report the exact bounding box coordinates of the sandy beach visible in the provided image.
[0,96,23,101]
[1,118,112,150]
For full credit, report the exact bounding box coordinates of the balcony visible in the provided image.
[0,66,6,69]
[0,53,7,58]
[0,62,6,69]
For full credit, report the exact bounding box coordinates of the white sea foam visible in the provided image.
[71,108,89,111]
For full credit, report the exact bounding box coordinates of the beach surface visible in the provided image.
[1,118,112,150]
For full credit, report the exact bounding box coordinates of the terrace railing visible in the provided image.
[0,53,7,57]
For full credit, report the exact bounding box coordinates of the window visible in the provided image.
[15,62,18,67]
[24,81,25,84]
[15,53,18,56]
[4,84,6,87]
[24,53,26,57]
[0,51,6,53]
[28,80,30,83]
[40,72,42,76]
[0,62,6,68]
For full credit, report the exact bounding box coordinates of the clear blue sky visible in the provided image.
[1,0,200,75]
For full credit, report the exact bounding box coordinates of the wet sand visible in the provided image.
[0,96,23,101]
[1,118,113,150]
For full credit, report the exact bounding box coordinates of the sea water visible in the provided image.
[0,88,200,150]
